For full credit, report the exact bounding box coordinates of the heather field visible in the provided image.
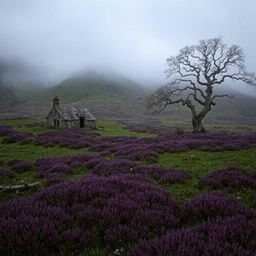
[0,120,256,256]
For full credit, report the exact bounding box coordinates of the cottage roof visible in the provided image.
[56,105,96,121]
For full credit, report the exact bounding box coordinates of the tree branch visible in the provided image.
[212,94,235,100]
[0,182,41,192]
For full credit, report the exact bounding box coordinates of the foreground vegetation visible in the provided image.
[0,119,256,255]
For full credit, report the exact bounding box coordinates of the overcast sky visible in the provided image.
[0,0,256,88]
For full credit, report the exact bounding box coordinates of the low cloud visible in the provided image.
[0,0,255,90]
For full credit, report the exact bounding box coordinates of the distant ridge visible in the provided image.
[43,70,150,118]
[0,82,17,106]
[0,68,255,123]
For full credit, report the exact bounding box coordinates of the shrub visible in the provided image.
[0,168,16,178]
[129,215,256,256]
[11,161,33,173]
[182,192,255,224]
[3,131,32,144]
[200,167,255,189]
[0,175,181,255]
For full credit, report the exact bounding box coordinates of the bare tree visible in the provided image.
[146,37,256,133]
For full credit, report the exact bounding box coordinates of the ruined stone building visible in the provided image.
[46,96,96,128]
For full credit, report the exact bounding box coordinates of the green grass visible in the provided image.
[0,140,88,162]
[161,118,256,133]
[204,122,256,133]
[161,119,190,127]
[0,118,155,137]
[0,118,50,134]
[0,118,39,126]
[157,148,256,175]
[1,119,256,210]
[154,148,256,207]
[0,139,90,201]
[96,121,154,137]
[0,119,153,201]
[63,167,91,181]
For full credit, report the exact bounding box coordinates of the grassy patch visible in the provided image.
[157,148,256,175]
[161,118,256,133]
[15,126,50,134]
[0,140,89,162]
[1,119,256,210]
[1,118,155,137]
[63,167,91,180]
[204,123,256,133]
[0,119,40,126]
[155,148,256,207]
[0,140,91,201]
[97,121,154,137]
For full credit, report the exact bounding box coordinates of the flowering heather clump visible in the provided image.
[0,198,88,256]
[158,169,189,184]
[34,153,102,179]
[35,129,98,148]
[84,157,103,169]
[92,159,189,184]
[46,163,73,175]
[250,171,256,180]
[2,130,32,144]
[32,129,256,161]
[45,173,64,185]
[129,215,256,256]
[92,159,145,176]
[0,168,15,178]
[7,159,23,167]
[200,166,255,189]
[89,132,256,161]
[0,124,13,136]
[11,160,33,173]
[182,192,255,224]
[124,122,175,136]
[0,174,181,255]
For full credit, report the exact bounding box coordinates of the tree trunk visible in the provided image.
[191,95,212,133]
[192,116,205,133]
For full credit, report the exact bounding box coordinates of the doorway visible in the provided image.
[79,117,85,128]
[54,119,59,128]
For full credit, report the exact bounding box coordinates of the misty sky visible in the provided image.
[0,0,256,87]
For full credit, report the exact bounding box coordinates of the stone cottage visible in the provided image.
[46,96,96,128]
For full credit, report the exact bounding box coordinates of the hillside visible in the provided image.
[0,69,256,124]
[45,70,151,119]
[0,83,17,106]
[159,88,256,123]
[0,60,47,106]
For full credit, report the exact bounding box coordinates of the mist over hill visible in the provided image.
[0,64,255,123]
[48,69,149,102]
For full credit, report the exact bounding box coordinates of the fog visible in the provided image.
[0,0,256,91]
